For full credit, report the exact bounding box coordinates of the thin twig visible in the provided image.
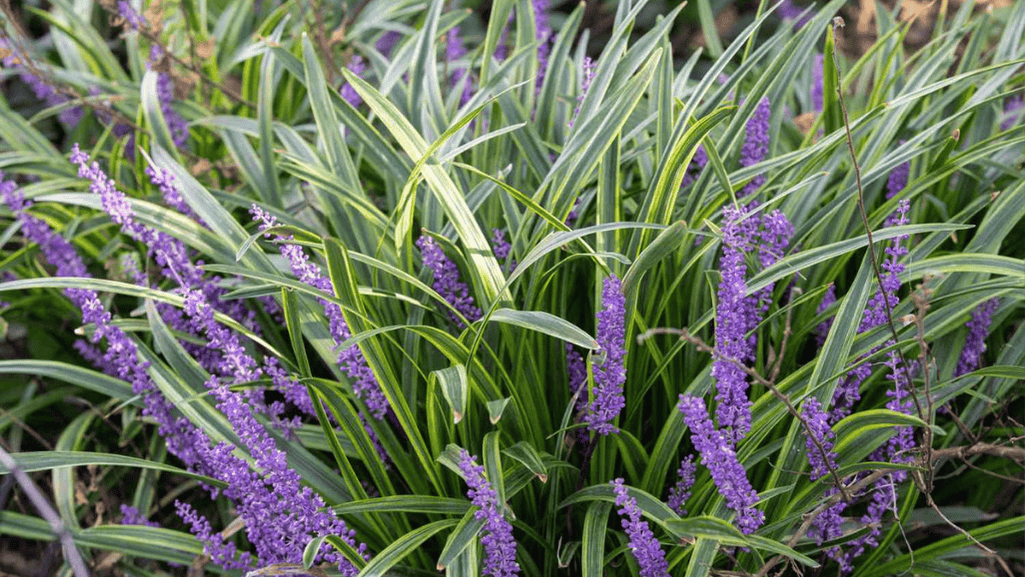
[829,18,924,426]
[910,281,935,494]
[754,468,895,577]
[0,446,91,577]
[768,286,799,383]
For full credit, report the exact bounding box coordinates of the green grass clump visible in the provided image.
[0,0,1022,576]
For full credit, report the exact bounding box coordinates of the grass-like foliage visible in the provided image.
[0,0,1022,576]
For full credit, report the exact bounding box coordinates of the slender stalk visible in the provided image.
[0,446,91,577]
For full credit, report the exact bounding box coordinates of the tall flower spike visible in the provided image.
[533,0,553,94]
[739,97,771,198]
[253,207,389,419]
[611,479,669,577]
[416,235,482,328]
[711,206,754,444]
[667,455,696,515]
[458,450,520,577]
[800,397,838,481]
[447,28,473,106]
[955,298,999,377]
[678,395,764,534]
[585,275,627,435]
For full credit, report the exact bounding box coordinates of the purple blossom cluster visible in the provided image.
[148,46,189,150]
[831,199,910,424]
[800,397,837,481]
[376,31,401,58]
[678,395,764,534]
[117,1,147,30]
[491,228,515,271]
[811,53,825,112]
[565,343,587,410]
[416,235,482,328]
[252,206,389,419]
[585,275,627,435]
[458,450,520,577]
[667,455,696,515]
[23,154,367,572]
[711,205,756,444]
[119,504,158,527]
[341,56,367,108]
[815,285,837,347]
[611,479,669,577]
[740,97,771,198]
[682,144,709,188]
[1001,95,1023,131]
[954,298,998,377]
[447,28,474,107]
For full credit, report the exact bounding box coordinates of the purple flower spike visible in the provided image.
[341,56,366,108]
[801,397,838,481]
[570,57,596,128]
[492,228,512,262]
[416,235,482,328]
[712,206,755,444]
[811,54,825,112]
[585,275,627,435]
[533,0,553,94]
[678,395,764,534]
[611,479,669,577]
[458,450,520,577]
[376,30,401,58]
[955,298,999,377]
[253,207,389,419]
[117,1,147,30]
[667,455,696,515]
[447,28,474,106]
[815,285,837,348]
[740,97,771,198]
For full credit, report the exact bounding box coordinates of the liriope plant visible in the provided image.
[0,0,1022,576]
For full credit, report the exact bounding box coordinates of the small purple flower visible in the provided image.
[585,275,627,435]
[570,57,596,128]
[801,397,838,481]
[376,30,401,58]
[341,56,366,108]
[447,28,474,106]
[148,46,189,150]
[1001,95,1023,131]
[416,235,482,328]
[678,395,764,534]
[565,342,588,418]
[458,450,520,577]
[117,1,147,30]
[491,228,512,262]
[667,455,696,515]
[611,478,669,577]
[119,504,158,528]
[811,53,824,112]
[253,207,389,419]
[740,97,771,198]
[565,198,582,227]
[955,298,999,377]
[682,144,709,188]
